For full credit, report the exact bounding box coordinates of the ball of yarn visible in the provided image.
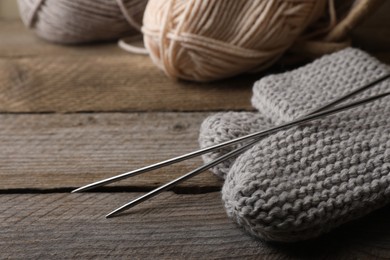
[142,0,327,82]
[17,0,147,44]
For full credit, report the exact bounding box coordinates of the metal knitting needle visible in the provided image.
[106,137,261,218]
[305,73,390,113]
[106,91,390,218]
[72,73,390,193]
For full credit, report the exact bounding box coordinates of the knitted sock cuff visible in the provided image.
[252,48,390,124]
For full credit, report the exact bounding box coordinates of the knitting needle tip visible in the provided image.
[105,201,138,218]
[71,183,95,193]
[71,174,123,193]
[71,182,98,193]
[105,211,117,218]
[71,187,82,193]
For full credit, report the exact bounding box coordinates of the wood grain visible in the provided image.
[0,112,224,191]
[1,192,390,259]
[1,21,390,113]
[0,55,254,113]
[1,9,390,259]
[0,21,255,113]
[0,20,125,58]
[2,53,389,114]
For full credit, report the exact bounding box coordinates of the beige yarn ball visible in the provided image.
[17,0,147,44]
[142,0,327,82]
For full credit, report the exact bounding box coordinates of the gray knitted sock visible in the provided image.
[252,48,390,124]
[199,112,273,179]
[199,48,390,242]
[224,101,390,242]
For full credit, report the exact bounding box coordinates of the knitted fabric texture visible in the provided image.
[199,48,390,178]
[198,48,390,242]
[199,112,273,179]
[251,48,390,124]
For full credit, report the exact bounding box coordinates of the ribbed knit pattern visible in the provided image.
[199,48,390,242]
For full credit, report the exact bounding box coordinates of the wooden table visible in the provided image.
[1,20,390,259]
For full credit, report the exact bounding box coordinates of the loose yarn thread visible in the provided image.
[17,0,147,44]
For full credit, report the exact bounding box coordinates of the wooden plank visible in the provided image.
[2,52,390,114]
[1,193,390,259]
[1,21,390,113]
[0,112,224,191]
[0,20,126,58]
[0,55,254,112]
[0,1,19,20]
[0,21,254,112]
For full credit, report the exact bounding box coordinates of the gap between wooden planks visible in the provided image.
[0,112,225,191]
[1,192,390,259]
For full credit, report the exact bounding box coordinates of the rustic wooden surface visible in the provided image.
[0,21,254,113]
[0,112,222,191]
[1,16,390,259]
[2,193,390,259]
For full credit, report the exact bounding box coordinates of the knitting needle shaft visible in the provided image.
[304,73,390,114]
[106,91,390,217]
[72,74,390,193]
[106,138,260,218]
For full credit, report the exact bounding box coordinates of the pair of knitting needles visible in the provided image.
[72,74,390,218]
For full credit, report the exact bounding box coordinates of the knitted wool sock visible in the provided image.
[200,48,389,179]
[199,48,390,242]
[251,48,390,124]
[199,112,273,179]
[224,102,390,242]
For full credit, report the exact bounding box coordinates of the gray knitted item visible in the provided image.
[224,102,390,242]
[199,48,390,242]
[199,112,273,179]
[252,48,390,124]
[200,48,389,179]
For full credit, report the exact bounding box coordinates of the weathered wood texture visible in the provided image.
[1,193,390,259]
[0,112,223,191]
[1,14,390,259]
[1,22,390,113]
[0,55,255,113]
[0,20,125,58]
[0,21,254,113]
